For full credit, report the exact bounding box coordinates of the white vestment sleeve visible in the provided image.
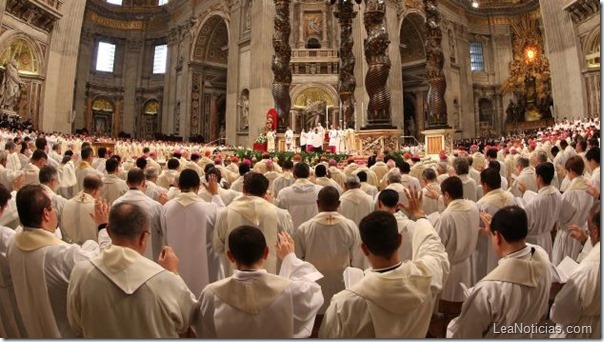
[550,276,585,326]
[446,285,494,338]
[209,194,225,208]
[412,218,450,293]
[278,254,324,338]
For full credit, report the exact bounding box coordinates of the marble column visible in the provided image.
[539,0,586,120]
[41,0,87,133]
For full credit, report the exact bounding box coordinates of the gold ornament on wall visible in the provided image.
[0,38,40,75]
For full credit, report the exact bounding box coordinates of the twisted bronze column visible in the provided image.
[334,0,359,129]
[424,0,448,127]
[272,0,292,133]
[363,0,391,127]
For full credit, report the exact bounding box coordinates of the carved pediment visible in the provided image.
[6,0,63,32]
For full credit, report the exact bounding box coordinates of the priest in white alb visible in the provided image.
[195,228,324,338]
[61,175,103,244]
[447,206,551,338]
[294,186,362,314]
[67,203,197,338]
[319,190,449,338]
[509,157,538,197]
[276,163,322,230]
[101,158,128,205]
[162,170,225,295]
[433,176,479,302]
[338,175,374,227]
[214,172,293,276]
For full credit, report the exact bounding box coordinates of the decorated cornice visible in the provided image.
[86,0,170,22]
[446,0,540,16]
[563,0,599,24]
[5,0,64,32]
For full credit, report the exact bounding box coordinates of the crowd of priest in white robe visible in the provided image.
[0,116,600,338]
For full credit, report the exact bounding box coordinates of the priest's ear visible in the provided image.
[226,250,236,264]
[360,243,370,257]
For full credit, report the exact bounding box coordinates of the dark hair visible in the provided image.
[480,167,501,189]
[422,168,437,181]
[357,171,368,182]
[143,147,150,154]
[17,185,51,228]
[35,137,47,150]
[490,206,527,242]
[111,154,122,163]
[551,146,560,157]
[106,158,119,173]
[205,167,222,182]
[5,141,15,151]
[560,140,568,149]
[20,141,28,154]
[179,169,201,190]
[283,160,294,170]
[39,165,58,184]
[0,183,11,208]
[535,162,554,185]
[441,176,463,200]
[377,189,399,208]
[167,158,180,170]
[488,160,501,172]
[578,140,587,152]
[586,147,600,164]
[359,211,400,259]
[98,147,107,158]
[31,149,47,162]
[317,186,339,210]
[399,161,410,173]
[293,162,310,178]
[108,203,149,239]
[239,163,251,176]
[136,157,147,170]
[204,163,216,174]
[565,155,585,175]
[591,206,600,230]
[191,153,200,161]
[81,147,94,160]
[64,150,74,157]
[127,168,146,187]
[315,164,327,177]
[486,148,497,159]
[83,175,103,192]
[243,172,269,197]
[228,226,267,267]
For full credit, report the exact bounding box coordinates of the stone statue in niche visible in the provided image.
[0,58,23,111]
[238,91,249,131]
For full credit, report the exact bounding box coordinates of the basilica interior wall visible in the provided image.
[0,0,597,142]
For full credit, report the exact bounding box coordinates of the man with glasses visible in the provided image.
[7,185,110,338]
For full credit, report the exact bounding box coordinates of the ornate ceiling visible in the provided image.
[450,0,540,15]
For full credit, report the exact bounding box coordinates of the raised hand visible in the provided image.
[90,199,110,226]
[401,187,426,220]
[518,182,526,195]
[479,211,492,237]
[568,224,588,244]
[157,193,169,205]
[204,173,219,196]
[12,174,24,192]
[158,246,179,274]
[275,231,295,260]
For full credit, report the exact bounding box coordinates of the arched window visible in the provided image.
[306,37,321,49]
[470,41,485,71]
[586,32,600,68]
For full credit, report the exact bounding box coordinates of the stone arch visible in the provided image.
[290,83,338,108]
[399,12,426,65]
[192,14,230,64]
[584,29,600,69]
[0,31,44,75]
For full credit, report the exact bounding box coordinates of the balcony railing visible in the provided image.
[291,49,339,60]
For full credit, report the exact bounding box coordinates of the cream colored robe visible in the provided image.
[270,172,295,198]
[517,185,561,257]
[0,226,26,337]
[421,183,443,215]
[112,190,165,260]
[60,191,97,244]
[458,174,479,202]
[67,245,197,338]
[162,192,225,295]
[314,176,343,194]
[101,174,128,205]
[338,188,374,227]
[22,163,40,187]
[294,211,362,313]
[434,199,479,301]
[550,242,600,338]
[510,167,538,197]
[447,245,551,338]
[276,179,322,230]
[318,218,450,338]
[474,188,517,282]
[213,195,293,276]
[8,227,110,338]
[552,176,594,265]
[193,253,324,338]
[75,162,103,194]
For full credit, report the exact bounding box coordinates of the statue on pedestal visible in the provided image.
[0,58,23,112]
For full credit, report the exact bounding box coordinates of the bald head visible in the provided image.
[108,202,149,240]
[317,186,340,212]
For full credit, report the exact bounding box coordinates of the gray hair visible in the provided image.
[436,162,448,173]
[516,157,530,169]
[345,174,361,188]
[536,150,548,164]
[387,169,402,183]
[144,167,159,180]
[453,157,469,176]
[39,165,58,184]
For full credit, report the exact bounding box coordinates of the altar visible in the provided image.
[421,128,456,157]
